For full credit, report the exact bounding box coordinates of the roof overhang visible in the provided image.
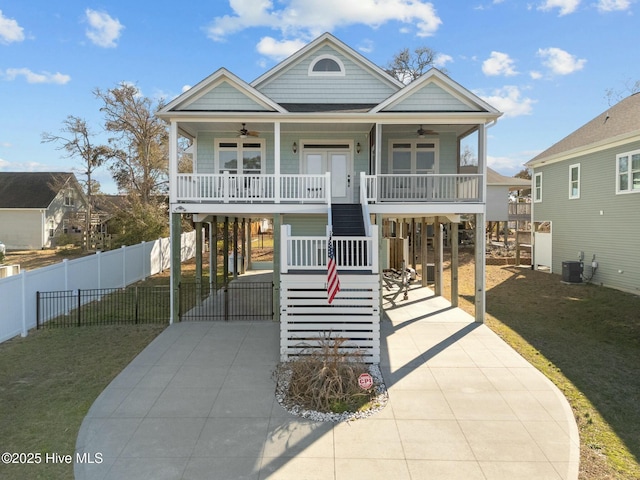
[526,130,640,168]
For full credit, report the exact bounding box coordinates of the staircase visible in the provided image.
[331,204,365,236]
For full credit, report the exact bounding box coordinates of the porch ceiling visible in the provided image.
[177,121,476,138]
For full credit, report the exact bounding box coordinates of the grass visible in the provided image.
[0,324,165,480]
[442,255,640,480]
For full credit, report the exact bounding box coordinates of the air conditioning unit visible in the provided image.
[562,261,583,283]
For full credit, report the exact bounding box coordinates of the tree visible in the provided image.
[514,168,531,180]
[108,195,169,247]
[95,83,169,203]
[41,115,117,250]
[605,79,640,106]
[460,145,477,166]
[385,46,443,84]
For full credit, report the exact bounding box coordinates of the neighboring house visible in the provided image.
[0,172,88,250]
[158,33,501,362]
[526,92,640,293]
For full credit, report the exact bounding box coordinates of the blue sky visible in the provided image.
[1,0,638,193]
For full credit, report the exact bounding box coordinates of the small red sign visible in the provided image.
[358,373,374,390]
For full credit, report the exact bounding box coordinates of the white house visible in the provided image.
[0,172,88,250]
[158,33,501,362]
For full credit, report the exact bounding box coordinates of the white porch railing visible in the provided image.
[176,172,330,203]
[363,174,482,202]
[281,224,379,273]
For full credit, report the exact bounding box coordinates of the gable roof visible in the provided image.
[487,167,530,188]
[527,92,640,167]
[0,172,79,209]
[251,32,403,91]
[160,68,286,114]
[372,68,501,115]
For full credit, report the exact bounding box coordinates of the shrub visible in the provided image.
[275,337,378,414]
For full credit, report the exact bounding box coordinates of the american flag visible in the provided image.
[327,233,341,304]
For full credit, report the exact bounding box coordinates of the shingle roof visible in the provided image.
[0,172,75,208]
[527,92,640,166]
[487,167,530,188]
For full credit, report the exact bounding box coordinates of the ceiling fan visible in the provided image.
[237,123,259,138]
[416,125,437,137]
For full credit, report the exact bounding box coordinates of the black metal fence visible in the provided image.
[179,281,273,321]
[36,281,273,328]
[37,287,171,328]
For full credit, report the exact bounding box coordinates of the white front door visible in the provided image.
[304,149,353,203]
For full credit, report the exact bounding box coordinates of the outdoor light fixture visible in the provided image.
[292,142,297,153]
[356,142,361,154]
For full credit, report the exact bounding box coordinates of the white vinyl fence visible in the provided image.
[0,231,196,344]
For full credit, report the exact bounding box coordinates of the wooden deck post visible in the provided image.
[223,217,229,285]
[434,217,442,296]
[451,221,459,307]
[421,217,427,287]
[195,222,203,304]
[273,214,281,322]
[233,218,239,280]
[474,212,486,323]
[170,212,181,324]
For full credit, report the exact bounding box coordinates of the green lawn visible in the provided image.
[476,266,640,479]
[0,325,165,480]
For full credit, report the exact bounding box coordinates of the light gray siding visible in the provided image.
[256,45,397,104]
[186,81,270,111]
[487,186,509,221]
[385,83,475,112]
[533,140,640,294]
[283,214,328,236]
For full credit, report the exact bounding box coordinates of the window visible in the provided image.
[308,55,345,76]
[616,149,640,194]
[215,139,264,175]
[389,140,438,174]
[64,190,74,206]
[569,164,580,199]
[534,172,542,202]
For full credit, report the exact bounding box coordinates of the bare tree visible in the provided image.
[460,145,477,166]
[95,83,169,203]
[42,116,116,250]
[605,79,640,106]
[385,46,443,84]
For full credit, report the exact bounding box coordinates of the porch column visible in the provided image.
[208,219,214,289]
[169,212,181,324]
[195,221,203,304]
[274,121,281,204]
[246,219,252,271]
[212,216,218,291]
[410,218,416,270]
[376,213,384,315]
[233,217,239,279]
[223,217,229,285]
[421,217,428,287]
[474,212,486,322]
[241,218,246,274]
[433,217,442,296]
[272,214,281,322]
[451,221,459,307]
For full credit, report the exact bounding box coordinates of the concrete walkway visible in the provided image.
[75,284,579,480]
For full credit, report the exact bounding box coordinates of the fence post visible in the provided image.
[224,286,229,321]
[21,271,27,337]
[141,241,147,281]
[135,286,139,324]
[122,245,127,287]
[36,291,40,330]
[77,289,82,327]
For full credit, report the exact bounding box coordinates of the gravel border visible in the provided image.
[274,363,389,422]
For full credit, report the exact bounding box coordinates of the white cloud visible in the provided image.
[537,47,586,75]
[0,141,12,148]
[256,36,306,60]
[434,53,453,68]
[529,70,543,79]
[479,85,535,117]
[358,39,374,54]
[182,85,192,93]
[597,0,631,12]
[207,0,442,57]
[85,9,124,48]
[538,0,581,15]
[3,68,70,84]
[0,10,25,44]
[482,51,517,76]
